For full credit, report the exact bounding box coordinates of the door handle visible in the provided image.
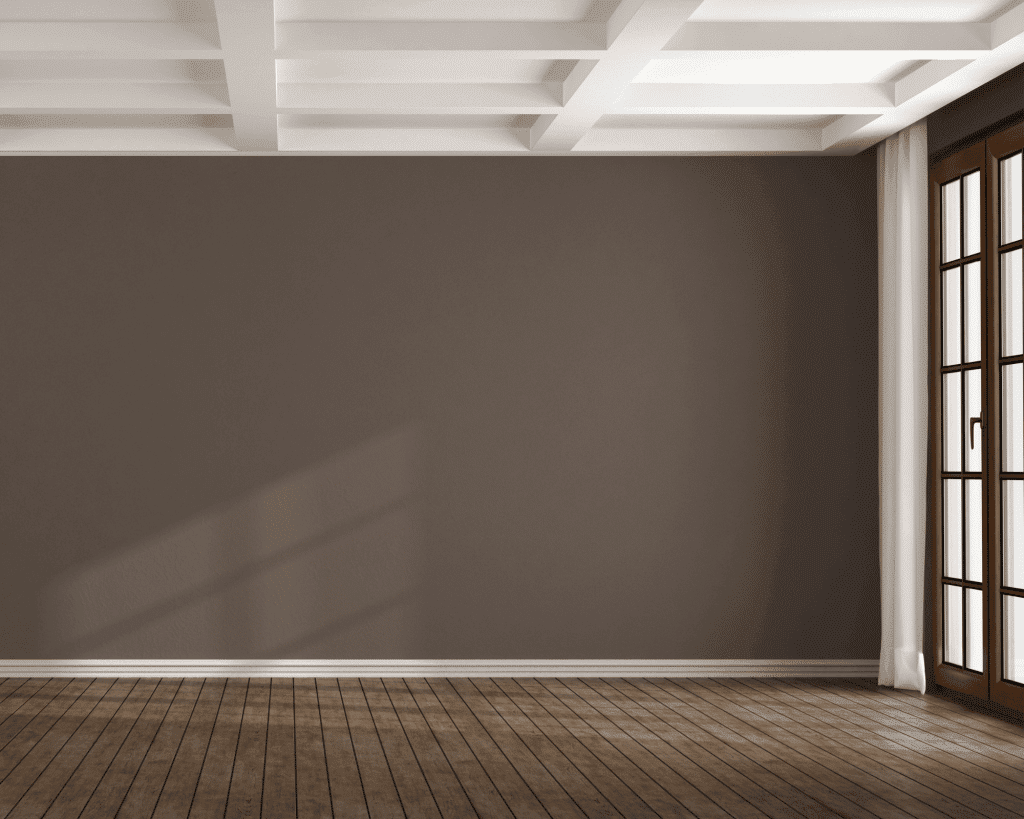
[970,413,984,449]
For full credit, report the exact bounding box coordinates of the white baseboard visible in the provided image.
[0,659,879,678]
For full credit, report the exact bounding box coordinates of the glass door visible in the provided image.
[990,122,1024,712]
[932,141,987,700]
[931,120,1024,711]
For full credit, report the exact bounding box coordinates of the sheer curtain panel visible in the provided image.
[878,120,929,694]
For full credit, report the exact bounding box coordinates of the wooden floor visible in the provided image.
[1,677,1024,819]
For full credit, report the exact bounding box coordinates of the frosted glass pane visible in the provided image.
[966,588,984,672]
[945,372,962,472]
[964,171,981,257]
[1004,363,1024,472]
[1002,153,1022,245]
[943,179,962,262]
[966,368,982,473]
[1005,595,1024,683]
[1002,250,1023,357]
[966,479,983,582]
[965,262,981,363]
[945,479,963,579]
[1004,480,1024,589]
[944,266,962,365]
[946,585,963,666]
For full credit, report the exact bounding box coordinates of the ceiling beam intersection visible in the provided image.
[212,0,277,151]
[529,0,705,152]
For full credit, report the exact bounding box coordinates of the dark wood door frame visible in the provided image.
[930,119,1024,714]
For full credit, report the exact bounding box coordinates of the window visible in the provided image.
[931,119,1024,711]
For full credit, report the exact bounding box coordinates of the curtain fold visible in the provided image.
[878,120,929,694]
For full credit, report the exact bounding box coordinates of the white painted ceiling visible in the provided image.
[1,0,1023,155]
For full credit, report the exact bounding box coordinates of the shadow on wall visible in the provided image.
[40,425,424,660]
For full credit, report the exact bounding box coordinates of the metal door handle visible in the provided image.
[970,414,984,449]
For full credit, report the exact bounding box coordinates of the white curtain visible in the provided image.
[878,119,929,694]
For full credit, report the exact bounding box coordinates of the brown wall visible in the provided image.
[0,155,878,660]
[928,61,1024,158]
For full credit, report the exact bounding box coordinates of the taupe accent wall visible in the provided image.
[0,155,878,660]
[928,61,1024,158]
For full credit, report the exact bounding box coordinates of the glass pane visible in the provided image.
[966,368,982,473]
[946,584,964,666]
[1002,249,1023,357]
[966,479,983,582]
[964,170,981,257]
[1004,363,1024,472]
[943,179,962,262]
[1005,480,1024,589]
[1006,595,1024,683]
[945,371,962,472]
[944,265,962,365]
[1002,152,1022,245]
[964,262,981,363]
[945,479,963,579]
[966,588,984,672]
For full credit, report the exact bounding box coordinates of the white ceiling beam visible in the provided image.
[822,1,1024,154]
[575,126,821,154]
[616,83,894,114]
[664,22,991,56]
[992,0,1024,49]
[530,0,704,152]
[0,127,235,152]
[0,83,230,113]
[0,22,221,59]
[275,22,605,57]
[279,126,529,153]
[278,83,561,114]
[819,115,884,154]
[212,0,277,152]
[893,60,975,106]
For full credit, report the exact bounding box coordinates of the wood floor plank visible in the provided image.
[493,677,678,819]
[0,678,93,781]
[224,677,271,819]
[444,677,588,819]
[422,678,549,819]
[404,679,518,819]
[381,678,479,819]
[187,676,248,819]
[332,677,400,819]
[801,678,1024,780]
[5,676,1024,819]
[0,678,122,819]
[0,680,30,710]
[675,678,925,819]
[33,677,159,819]
[263,677,298,819]
[752,678,1024,819]
[468,677,624,819]
[115,677,205,819]
[74,678,183,819]
[601,678,846,819]
[0,679,75,756]
[150,677,227,819]
[838,678,1024,757]
[362,678,442,819]
[295,678,333,819]
[625,678,886,819]
[545,677,774,819]
[847,678,1024,744]
[0,680,60,734]
[714,678,1002,819]
[579,678,819,819]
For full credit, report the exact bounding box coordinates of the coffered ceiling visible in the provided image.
[2,0,1024,155]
